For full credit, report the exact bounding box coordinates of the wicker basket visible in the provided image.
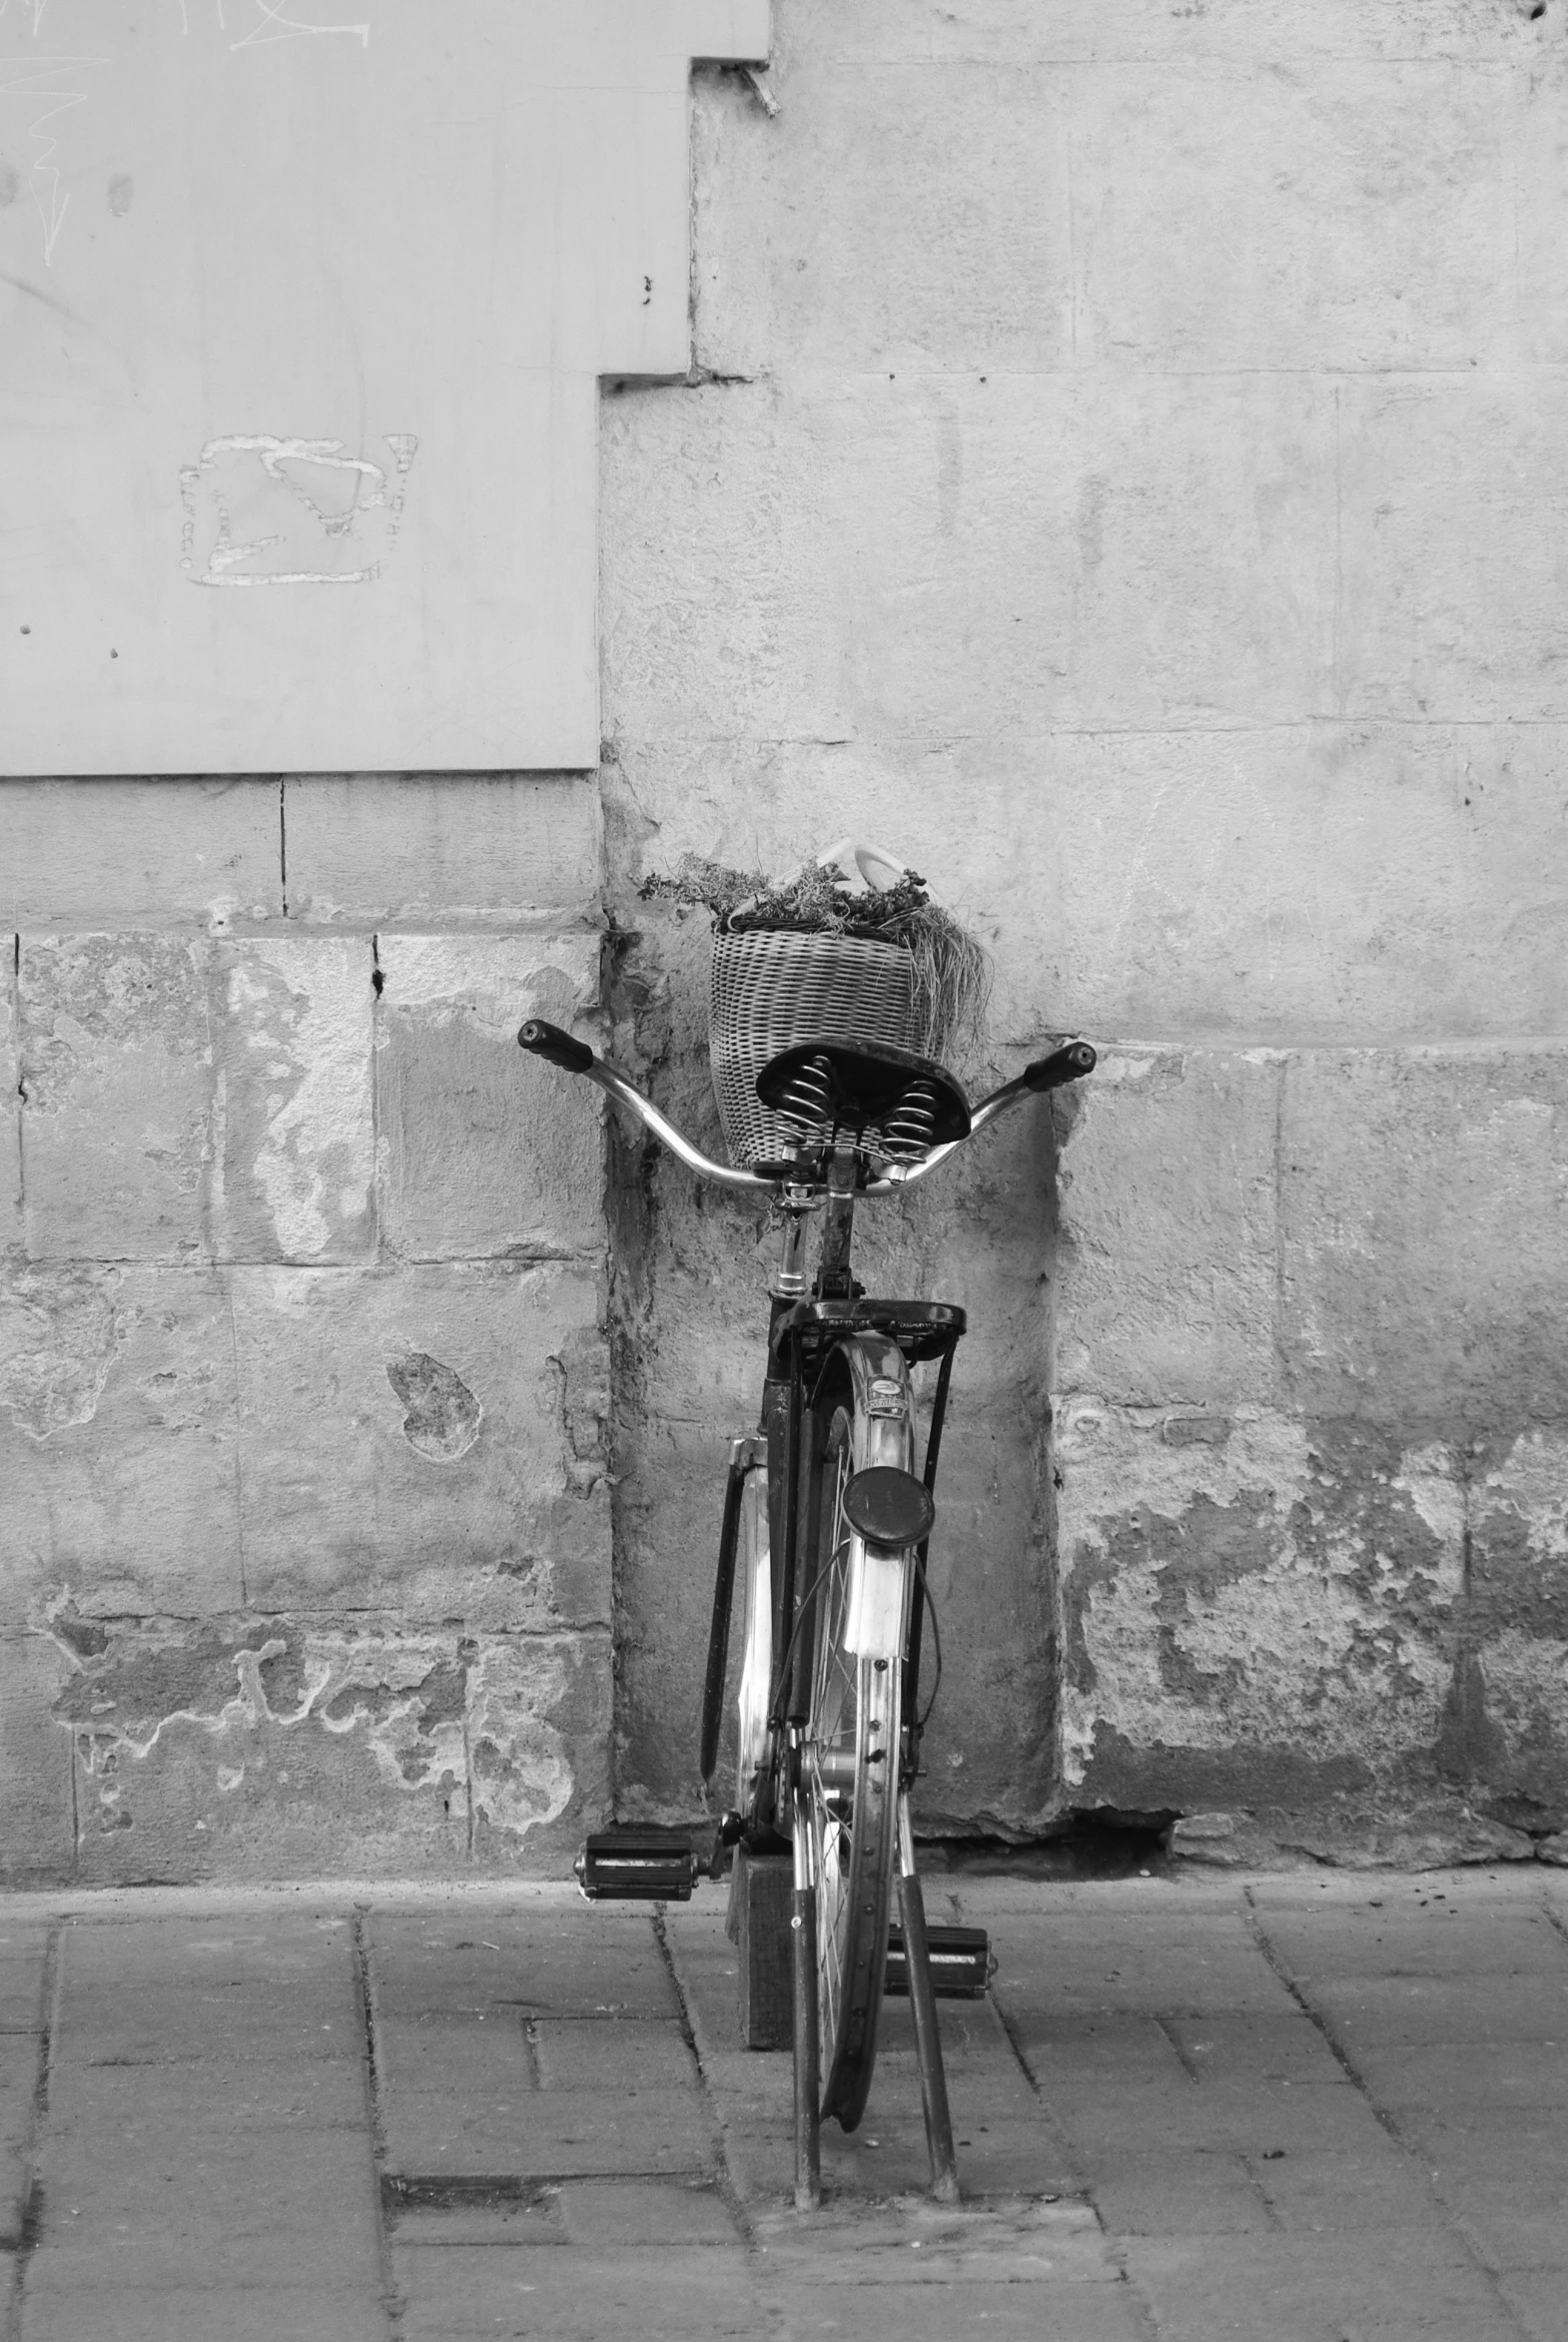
[709,927,922,1170]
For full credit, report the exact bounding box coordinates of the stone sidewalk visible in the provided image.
[0,1868,1564,2340]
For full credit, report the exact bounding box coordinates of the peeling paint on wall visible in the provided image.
[386,1351,482,1461]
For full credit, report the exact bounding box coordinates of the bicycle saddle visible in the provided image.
[756,1041,971,1160]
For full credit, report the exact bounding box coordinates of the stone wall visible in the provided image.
[3,0,1567,1879]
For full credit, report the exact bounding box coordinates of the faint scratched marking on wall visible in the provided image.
[228,1,370,52]
[179,432,418,585]
[0,43,109,267]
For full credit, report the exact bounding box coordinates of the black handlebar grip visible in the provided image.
[1022,1041,1097,1093]
[517,1019,595,1075]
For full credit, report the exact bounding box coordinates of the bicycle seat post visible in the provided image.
[815,1144,859,1301]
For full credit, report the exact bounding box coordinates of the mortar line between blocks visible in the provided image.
[351,1908,401,2336]
[1241,1889,1536,2338]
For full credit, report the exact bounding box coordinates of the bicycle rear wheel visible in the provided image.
[803,1339,914,2131]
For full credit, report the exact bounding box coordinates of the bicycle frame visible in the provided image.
[519,1014,1095,2205]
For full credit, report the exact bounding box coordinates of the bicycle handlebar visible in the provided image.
[517,1018,1096,1195]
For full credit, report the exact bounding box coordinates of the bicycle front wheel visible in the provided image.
[804,1337,915,2131]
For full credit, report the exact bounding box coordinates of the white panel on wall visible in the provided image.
[0,0,768,775]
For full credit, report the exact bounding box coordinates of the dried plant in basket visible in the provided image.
[639,849,992,1064]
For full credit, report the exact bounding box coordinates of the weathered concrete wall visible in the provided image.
[599,0,1568,1863]
[3,0,1567,1879]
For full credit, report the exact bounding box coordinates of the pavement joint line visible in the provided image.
[8,1925,61,2342]
[1240,1886,1537,2341]
[984,1976,1167,2334]
[350,1905,400,2341]
[1540,1898,1568,1957]
[1153,2012,1203,2083]
[649,1905,761,2257]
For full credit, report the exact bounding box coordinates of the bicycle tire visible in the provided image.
[803,1336,914,2131]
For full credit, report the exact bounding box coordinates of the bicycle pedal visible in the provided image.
[574,1832,699,1903]
[884,1923,994,1997]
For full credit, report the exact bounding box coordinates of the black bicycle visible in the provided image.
[520,1018,1095,2206]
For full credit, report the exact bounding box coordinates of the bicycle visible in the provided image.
[518,1015,1095,2207]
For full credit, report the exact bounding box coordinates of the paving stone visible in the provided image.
[556,2177,741,2247]
[1300,1972,1568,2048]
[1083,2146,1278,2237]
[376,2011,534,2097]
[393,2242,756,2339]
[55,1918,362,2062]
[1161,2014,1350,2089]
[1244,2146,1443,2237]
[371,1913,677,2021]
[1124,2230,1520,2341]
[994,1931,1293,2018]
[725,2114,1081,2211]
[32,2126,382,2288]
[1048,2073,1392,2162]
[0,2031,38,2250]
[777,2277,1151,2341]
[0,1936,48,2032]
[1347,2038,1568,2114]
[1255,1901,1568,1979]
[382,2084,715,2181]
[47,2051,367,2134]
[531,2017,696,2093]
[20,2282,389,2342]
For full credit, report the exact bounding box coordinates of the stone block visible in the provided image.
[775,0,1538,67]
[17,933,216,1260]
[694,60,1072,377]
[1072,61,1511,373]
[607,720,1568,1050]
[776,372,1337,742]
[1056,1408,1465,1809]
[0,1637,73,1884]
[230,1260,610,1628]
[600,380,784,749]
[1277,1047,1568,1428]
[284,774,600,925]
[1514,40,1568,367]
[375,933,603,1263]
[211,935,375,1263]
[0,964,19,1255]
[0,779,282,929]
[0,1263,243,1618]
[1055,1049,1280,1409]
[57,1618,608,1882]
[603,372,1337,751]
[1456,1425,1568,1823]
[1338,375,1568,723]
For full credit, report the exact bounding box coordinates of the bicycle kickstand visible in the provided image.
[897,1793,961,2204]
[791,1783,822,2211]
